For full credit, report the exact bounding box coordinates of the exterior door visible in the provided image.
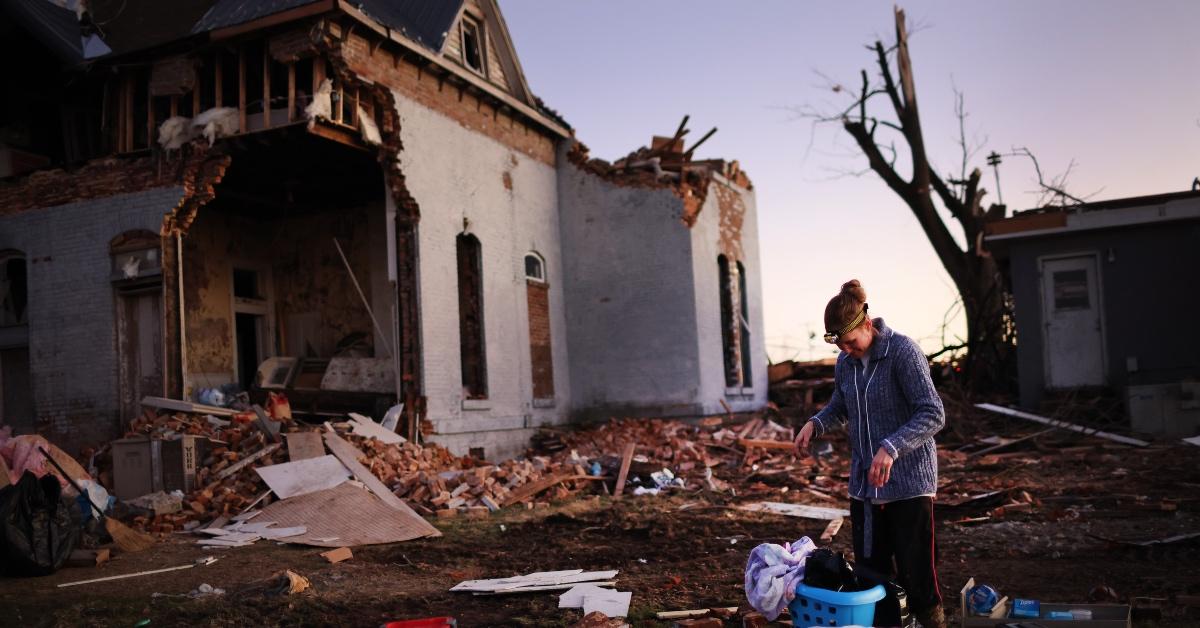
[118,287,164,421]
[1041,255,1105,388]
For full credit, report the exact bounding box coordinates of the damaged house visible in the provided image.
[0,0,766,459]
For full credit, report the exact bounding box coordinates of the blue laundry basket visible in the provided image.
[789,582,885,627]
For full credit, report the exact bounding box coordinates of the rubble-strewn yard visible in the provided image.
[3,396,1199,627]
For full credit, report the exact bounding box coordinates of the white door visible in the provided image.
[1041,255,1105,388]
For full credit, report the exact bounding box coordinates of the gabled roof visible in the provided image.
[89,0,215,56]
[0,0,111,64]
[192,0,463,54]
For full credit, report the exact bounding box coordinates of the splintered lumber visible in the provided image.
[820,517,844,542]
[285,432,325,461]
[613,442,636,500]
[739,502,850,520]
[975,403,1149,447]
[216,442,282,480]
[738,438,796,451]
[501,472,592,507]
[141,396,237,417]
[322,432,441,537]
[452,569,620,593]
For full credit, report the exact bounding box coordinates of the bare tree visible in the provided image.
[818,7,1014,389]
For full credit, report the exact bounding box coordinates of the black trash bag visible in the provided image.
[853,561,915,628]
[0,471,82,576]
[803,548,866,592]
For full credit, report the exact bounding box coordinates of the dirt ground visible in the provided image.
[3,432,1198,627]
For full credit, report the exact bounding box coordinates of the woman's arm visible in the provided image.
[879,339,945,459]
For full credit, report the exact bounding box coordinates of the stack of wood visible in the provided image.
[767,357,836,418]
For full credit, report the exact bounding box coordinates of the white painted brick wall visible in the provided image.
[556,152,704,418]
[0,187,184,448]
[689,175,768,413]
[391,90,571,460]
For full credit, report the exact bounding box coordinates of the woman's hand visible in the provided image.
[793,422,815,456]
[868,447,894,488]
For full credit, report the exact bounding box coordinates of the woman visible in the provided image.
[794,279,946,628]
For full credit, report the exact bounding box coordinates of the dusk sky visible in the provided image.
[500,1,1200,362]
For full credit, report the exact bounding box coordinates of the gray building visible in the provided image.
[0,0,766,458]
[985,189,1200,436]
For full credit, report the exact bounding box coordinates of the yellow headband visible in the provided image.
[823,305,868,344]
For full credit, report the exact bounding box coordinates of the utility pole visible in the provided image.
[987,151,1004,207]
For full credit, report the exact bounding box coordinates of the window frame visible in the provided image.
[460,15,487,77]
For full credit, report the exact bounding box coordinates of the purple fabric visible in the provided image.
[744,536,817,620]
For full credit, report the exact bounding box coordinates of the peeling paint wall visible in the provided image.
[690,176,767,413]
[182,203,377,393]
[0,187,183,452]
[390,88,570,460]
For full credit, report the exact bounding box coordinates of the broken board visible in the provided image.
[322,432,439,538]
[254,454,350,499]
[738,501,850,520]
[285,432,325,461]
[141,396,236,417]
[256,482,439,546]
[348,413,406,444]
[452,569,620,593]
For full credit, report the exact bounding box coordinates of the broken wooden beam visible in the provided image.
[738,438,795,451]
[975,403,1149,447]
[215,443,282,480]
[613,442,635,501]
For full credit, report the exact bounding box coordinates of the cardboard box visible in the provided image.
[112,435,208,500]
[961,579,1131,628]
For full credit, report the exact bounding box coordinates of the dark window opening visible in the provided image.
[457,233,487,399]
[718,255,738,387]
[233,268,262,300]
[1,255,28,327]
[737,261,752,387]
[132,68,150,149]
[235,312,262,390]
[524,253,544,281]
[220,51,239,109]
[1053,269,1089,310]
[269,59,289,113]
[462,18,484,74]
[244,41,265,116]
[295,58,314,116]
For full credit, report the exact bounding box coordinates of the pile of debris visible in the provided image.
[767,357,836,420]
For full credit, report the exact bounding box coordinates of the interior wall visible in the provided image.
[182,203,377,395]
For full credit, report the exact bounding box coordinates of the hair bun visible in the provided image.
[840,279,867,303]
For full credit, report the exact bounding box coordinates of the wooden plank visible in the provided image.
[215,53,223,107]
[238,45,246,132]
[141,395,236,417]
[819,517,844,543]
[193,80,200,113]
[501,473,593,507]
[286,432,325,461]
[313,56,325,97]
[262,50,271,129]
[967,428,1055,458]
[738,501,850,520]
[475,582,616,596]
[215,443,281,480]
[320,546,353,563]
[738,438,794,451]
[210,0,334,40]
[254,454,350,499]
[59,557,216,588]
[0,454,10,489]
[975,403,1149,447]
[657,608,739,620]
[287,62,295,122]
[322,432,441,536]
[169,95,178,118]
[613,442,635,500]
[453,569,620,592]
[252,404,281,442]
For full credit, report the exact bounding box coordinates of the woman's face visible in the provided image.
[836,320,874,358]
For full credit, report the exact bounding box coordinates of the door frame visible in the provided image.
[1037,250,1108,388]
[229,261,276,389]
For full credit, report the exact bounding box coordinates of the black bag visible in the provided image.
[0,471,81,576]
[803,548,864,591]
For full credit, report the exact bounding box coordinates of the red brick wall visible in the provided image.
[0,156,168,216]
[526,280,554,399]
[340,33,558,166]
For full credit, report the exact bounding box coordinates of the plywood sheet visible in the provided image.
[256,482,438,547]
[254,454,349,499]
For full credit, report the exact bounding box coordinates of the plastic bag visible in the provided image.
[802,548,863,592]
[0,471,81,576]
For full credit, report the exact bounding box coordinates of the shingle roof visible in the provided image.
[192,0,463,53]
